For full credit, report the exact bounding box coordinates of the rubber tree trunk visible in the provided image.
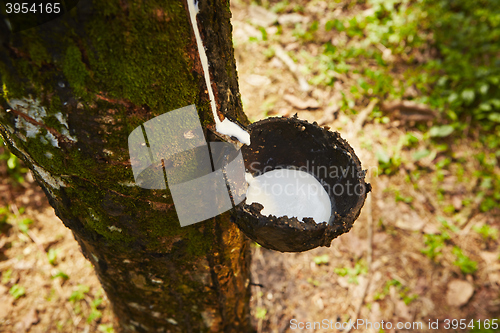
[0,1,253,332]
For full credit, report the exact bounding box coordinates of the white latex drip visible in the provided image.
[187,0,250,145]
[245,169,332,223]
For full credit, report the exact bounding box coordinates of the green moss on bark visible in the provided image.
[62,45,89,98]
[0,0,219,249]
[85,1,200,112]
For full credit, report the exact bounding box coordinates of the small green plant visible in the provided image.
[333,267,349,277]
[421,233,450,261]
[452,246,478,274]
[373,279,418,304]
[325,19,345,32]
[429,125,454,138]
[9,284,26,299]
[394,190,413,204]
[255,307,267,319]
[481,196,500,213]
[69,284,90,303]
[46,288,56,302]
[376,150,401,175]
[473,224,499,241]
[47,248,59,266]
[262,46,275,59]
[0,206,9,228]
[402,133,419,148]
[98,324,115,333]
[334,261,368,284]
[270,0,289,14]
[56,320,64,331]
[374,279,401,301]
[307,277,320,287]
[17,217,33,234]
[2,268,13,284]
[257,26,267,41]
[412,149,431,162]
[252,242,261,248]
[313,254,329,265]
[402,293,418,305]
[51,271,69,280]
[0,138,29,183]
[69,284,90,316]
[88,297,104,323]
[438,217,459,233]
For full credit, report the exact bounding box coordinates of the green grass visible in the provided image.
[333,260,368,284]
[0,137,28,183]
[473,224,499,241]
[9,284,26,299]
[421,233,450,262]
[452,247,478,275]
[51,271,69,280]
[17,217,33,234]
[68,284,90,303]
[2,268,12,284]
[313,254,329,265]
[87,295,104,323]
[291,0,500,143]
[373,279,418,305]
[255,307,267,319]
[98,324,115,333]
[47,248,59,266]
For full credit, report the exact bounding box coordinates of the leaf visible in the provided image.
[412,149,431,161]
[9,284,25,299]
[479,102,492,111]
[437,76,448,86]
[334,267,349,276]
[18,218,33,234]
[488,113,500,122]
[69,284,90,303]
[255,307,267,319]
[313,254,329,265]
[452,246,478,274]
[461,89,475,104]
[258,26,267,41]
[479,83,489,95]
[326,18,344,32]
[7,154,18,170]
[404,133,419,146]
[376,150,390,164]
[92,298,103,308]
[490,99,500,108]
[51,271,69,280]
[47,248,59,266]
[98,324,115,333]
[87,308,102,323]
[2,269,12,284]
[307,277,320,286]
[309,20,319,33]
[325,20,335,31]
[447,92,458,104]
[429,125,454,137]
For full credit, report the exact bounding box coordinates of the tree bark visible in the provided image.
[0,1,253,332]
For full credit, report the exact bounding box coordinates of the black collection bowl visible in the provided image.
[232,116,371,252]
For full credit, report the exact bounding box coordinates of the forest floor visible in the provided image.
[1,0,500,332]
